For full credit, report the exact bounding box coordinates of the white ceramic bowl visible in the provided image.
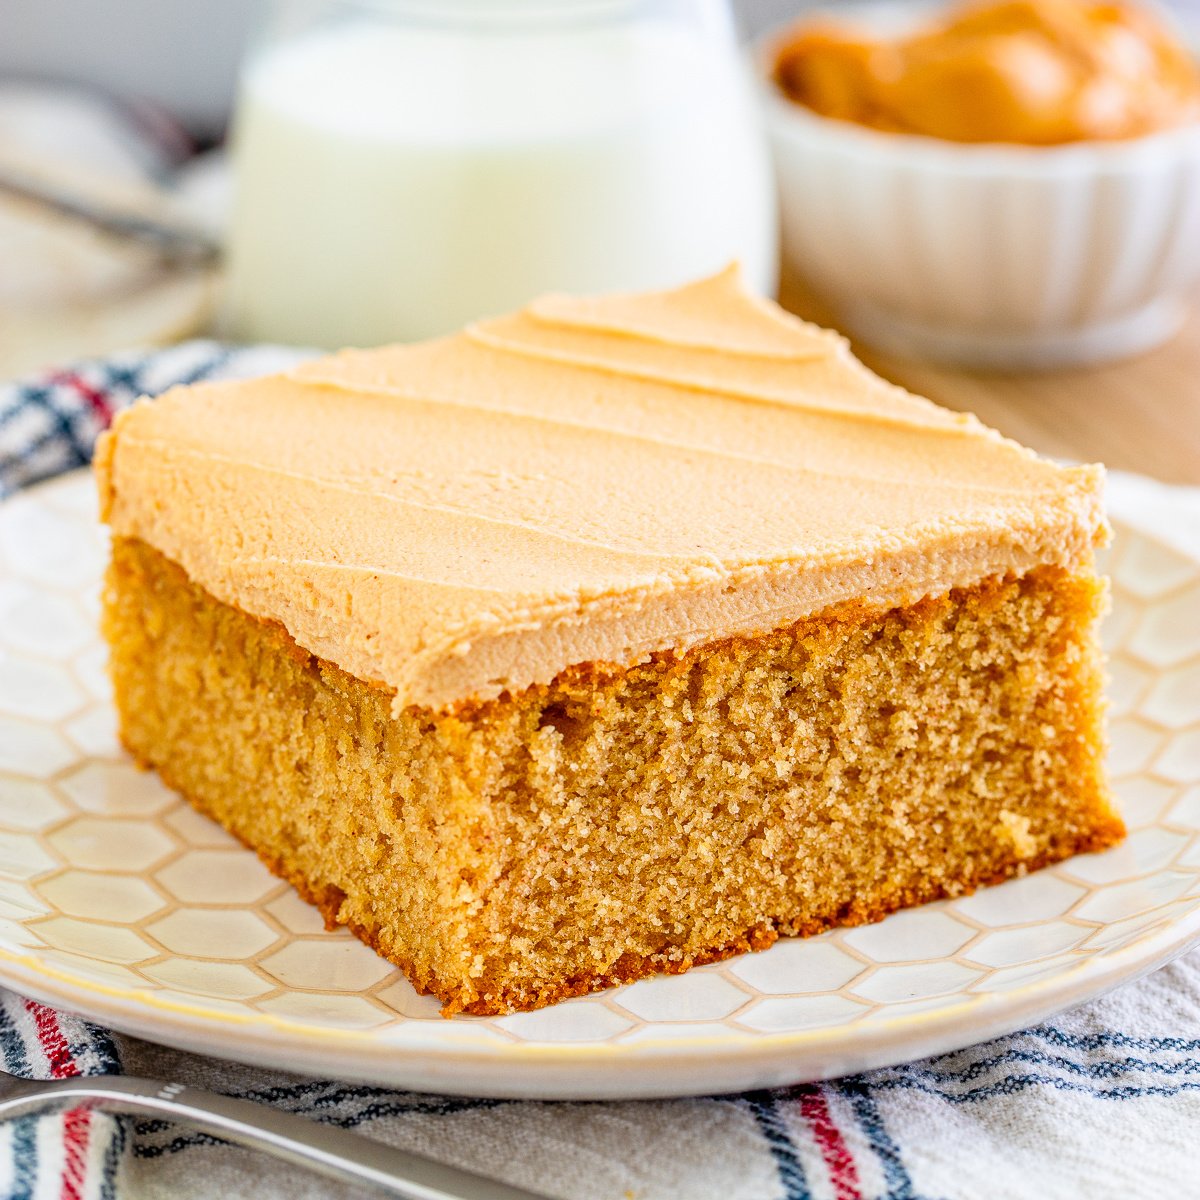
[759,6,1200,369]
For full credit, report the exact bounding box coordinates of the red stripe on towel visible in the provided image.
[24,1000,91,1200]
[25,999,80,1080]
[59,1108,91,1200]
[798,1087,861,1200]
[50,372,114,425]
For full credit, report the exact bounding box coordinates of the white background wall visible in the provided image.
[2,0,1196,141]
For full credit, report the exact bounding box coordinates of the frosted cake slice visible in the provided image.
[96,268,1122,1014]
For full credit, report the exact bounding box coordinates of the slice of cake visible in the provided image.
[95,268,1123,1015]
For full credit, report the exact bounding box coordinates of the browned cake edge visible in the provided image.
[104,536,1125,1016]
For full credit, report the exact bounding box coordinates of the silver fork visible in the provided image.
[0,1069,552,1200]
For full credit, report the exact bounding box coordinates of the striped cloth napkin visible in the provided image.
[2,345,1200,1200]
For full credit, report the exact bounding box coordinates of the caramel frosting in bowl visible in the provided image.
[96,268,1105,712]
[772,0,1200,145]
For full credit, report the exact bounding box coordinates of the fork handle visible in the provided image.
[0,1075,552,1200]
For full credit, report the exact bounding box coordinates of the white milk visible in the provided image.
[225,12,776,346]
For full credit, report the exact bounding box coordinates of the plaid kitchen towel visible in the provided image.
[2,345,1200,1200]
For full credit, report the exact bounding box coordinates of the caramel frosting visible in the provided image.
[96,267,1105,713]
[773,0,1200,145]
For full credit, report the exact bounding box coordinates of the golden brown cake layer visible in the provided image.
[104,537,1123,1015]
[95,268,1106,712]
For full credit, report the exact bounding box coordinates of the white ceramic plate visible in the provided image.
[0,470,1198,1100]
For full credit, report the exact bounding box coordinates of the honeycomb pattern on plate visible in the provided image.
[0,473,1199,1052]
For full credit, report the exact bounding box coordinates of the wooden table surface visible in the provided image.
[779,272,1200,488]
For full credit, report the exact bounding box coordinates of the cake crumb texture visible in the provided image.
[104,537,1122,1015]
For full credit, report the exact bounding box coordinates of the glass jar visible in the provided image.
[224,0,777,347]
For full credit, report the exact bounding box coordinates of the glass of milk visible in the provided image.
[224,0,777,347]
